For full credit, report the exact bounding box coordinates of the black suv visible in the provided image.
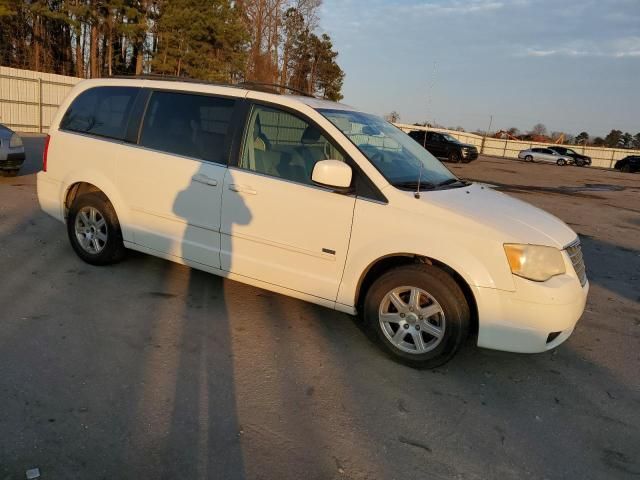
[409,130,479,163]
[548,146,591,167]
[614,155,640,173]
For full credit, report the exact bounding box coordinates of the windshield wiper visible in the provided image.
[393,180,436,191]
[436,178,469,188]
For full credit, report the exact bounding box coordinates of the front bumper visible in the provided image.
[462,149,479,161]
[473,253,588,353]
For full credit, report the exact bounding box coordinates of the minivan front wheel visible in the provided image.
[67,192,125,265]
[364,264,470,368]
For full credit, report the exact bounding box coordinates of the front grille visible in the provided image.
[566,240,587,286]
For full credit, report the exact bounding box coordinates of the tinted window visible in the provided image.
[140,91,235,164]
[239,105,345,186]
[60,86,138,140]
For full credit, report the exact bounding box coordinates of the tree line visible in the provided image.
[0,0,345,100]
[505,125,640,149]
[410,115,640,149]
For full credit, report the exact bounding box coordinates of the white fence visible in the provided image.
[1,66,638,169]
[0,66,80,133]
[395,123,640,169]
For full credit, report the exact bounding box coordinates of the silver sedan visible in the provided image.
[0,124,26,176]
[518,147,572,166]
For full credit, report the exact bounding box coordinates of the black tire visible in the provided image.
[575,159,585,167]
[0,169,19,177]
[67,192,126,265]
[448,151,462,163]
[363,264,470,369]
[556,158,566,166]
[621,164,631,173]
[525,155,533,162]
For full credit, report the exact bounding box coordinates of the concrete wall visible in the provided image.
[0,66,80,133]
[395,123,640,169]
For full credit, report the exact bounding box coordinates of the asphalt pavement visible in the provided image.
[1,136,639,479]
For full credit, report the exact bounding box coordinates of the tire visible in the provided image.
[448,151,462,163]
[67,192,126,265]
[556,158,566,166]
[575,159,585,167]
[621,164,631,173]
[525,155,533,162]
[363,264,470,369]
[0,169,18,177]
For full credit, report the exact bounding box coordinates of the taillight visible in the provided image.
[42,135,50,172]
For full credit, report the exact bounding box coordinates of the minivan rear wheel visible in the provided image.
[67,192,125,265]
[363,264,470,368]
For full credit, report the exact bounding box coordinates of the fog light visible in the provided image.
[546,331,561,343]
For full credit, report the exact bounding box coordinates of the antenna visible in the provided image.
[415,161,424,199]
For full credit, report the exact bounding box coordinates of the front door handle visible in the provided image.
[228,184,257,195]
[193,173,218,186]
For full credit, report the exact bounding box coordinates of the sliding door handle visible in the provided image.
[228,184,257,195]
[192,174,218,186]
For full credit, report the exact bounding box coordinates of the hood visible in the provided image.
[458,143,477,149]
[417,183,577,248]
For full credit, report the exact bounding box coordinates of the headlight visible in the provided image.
[504,244,565,282]
[9,133,23,148]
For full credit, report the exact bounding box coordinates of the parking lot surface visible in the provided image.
[1,138,639,479]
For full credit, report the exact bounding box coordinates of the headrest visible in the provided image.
[301,125,322,144]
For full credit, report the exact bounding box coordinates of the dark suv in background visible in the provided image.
[614,155,640,173]
[548,146,591,167]
[409,130,479,163]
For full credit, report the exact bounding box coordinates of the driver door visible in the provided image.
[220,103,356,301]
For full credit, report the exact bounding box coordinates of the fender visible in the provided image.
[61,169,132,241]
[336,198,516,308]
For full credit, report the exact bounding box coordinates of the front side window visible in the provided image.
[60,86,138,140]
[140,91,235,164]
[319,109,459,190]
[239,105,344,185]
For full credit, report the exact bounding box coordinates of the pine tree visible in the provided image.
[152,0,248,82]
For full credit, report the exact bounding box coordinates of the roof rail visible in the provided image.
[237,81,314,98]
[107,74,243,90]
[107,75,315,97]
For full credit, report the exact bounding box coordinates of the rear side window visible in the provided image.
[140,91,235,164]
[60,86,138,140]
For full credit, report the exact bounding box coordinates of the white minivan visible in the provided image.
[37,78,588,368]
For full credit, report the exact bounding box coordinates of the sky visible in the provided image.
[319,0,640,137]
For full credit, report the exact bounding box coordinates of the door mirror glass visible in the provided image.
[312,160,352,190]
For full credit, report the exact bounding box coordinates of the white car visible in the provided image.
[37,78,588,368]
[518,147,573,166]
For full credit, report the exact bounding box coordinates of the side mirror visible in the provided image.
[312,160,352,191]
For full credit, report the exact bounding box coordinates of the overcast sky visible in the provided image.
[319,0,640,136]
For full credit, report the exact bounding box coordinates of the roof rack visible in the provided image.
[107,75,315,97]
[237,81,314,98]
[107,74,243,90]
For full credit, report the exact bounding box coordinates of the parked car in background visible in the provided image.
[409,130,478,163]
[518,147,572,166]
[0,124,25,176]
[37,78,588,368]
[548,146,591,167]
[614,155,640,173]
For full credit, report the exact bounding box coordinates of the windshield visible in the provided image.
[319,109,459,189]
[441,133,461,143]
